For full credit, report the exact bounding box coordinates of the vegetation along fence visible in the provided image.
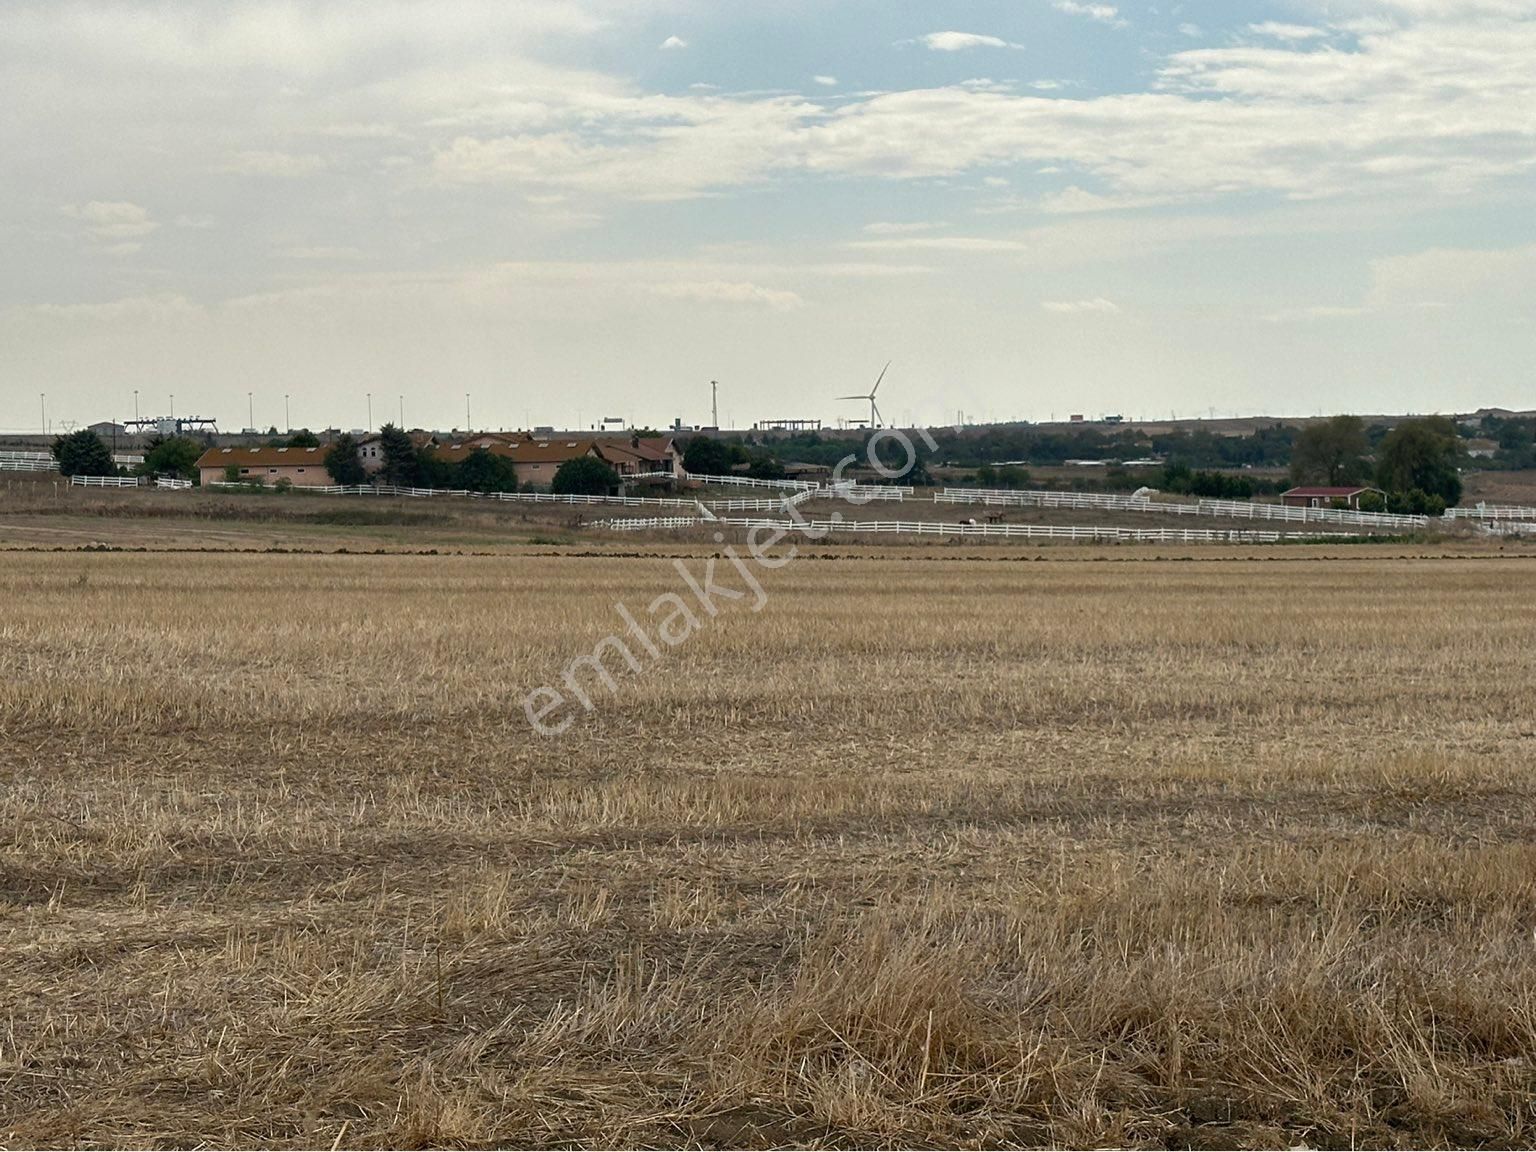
[592,515,1355,544]
[938,488,1426,530]
[1444,504,1536,521]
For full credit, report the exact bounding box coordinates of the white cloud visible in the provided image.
[223,150,326,176]
[1249,22,1329,40]
[862,220,941,235]
[648,280,803,309]
[659,35,687,51]
[918,32,1021,51]
[1178,23,1203,37]
[813,75,838,87]
[1054,2,1126,27]
[1042,297,1121,313]
[61,200,159,241]
[848,236,1029,253]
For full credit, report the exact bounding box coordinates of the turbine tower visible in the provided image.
[839,362,890,429]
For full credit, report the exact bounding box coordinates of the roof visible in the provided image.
[196,445,329,469]
[430,441,519,465]
[1282,486,1378,497]
[509,439,599,464]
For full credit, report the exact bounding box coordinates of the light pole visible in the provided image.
[133,389,139,421]
[40,393,46,435]
[284,393,290,432]
[366,392,372,430]
[465,392,471,432]
[398,395,403,428]
[247,391,253,430]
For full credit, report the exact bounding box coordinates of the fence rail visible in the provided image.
[69,474,142,488]
[0,453,57,472]
[593,514,1355,544]
[937,487,1426,530]
[685,472,819,491]
[1445,504,1536,521]
[154,477,193,490]
[203,481,698,508]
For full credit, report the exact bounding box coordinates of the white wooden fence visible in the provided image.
[0,451,142,472]
[937,487,1427,531]
[592,514,1355,543]
[203,481,697,508]
[69,474,142,488]
[685,472,819,491]
[1445,504,1536,521]
[1194,498,1426,530]
[0,451,57,472]
[154,477,193,489]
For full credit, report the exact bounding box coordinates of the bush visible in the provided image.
[552,456,621,496]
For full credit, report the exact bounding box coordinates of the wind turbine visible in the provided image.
[839,362,890,429]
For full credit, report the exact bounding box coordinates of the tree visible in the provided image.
[139,435,203,481]
[285,429,321,448]
[745,454,787,481]
[377,423,419,486]
[457,447,518,493]
[1290,415,1368,486]
[324,434,367,485]
[1376,417,1463,507]
[682,436,732,475]
[51,430,116,477]
[996,465,1029,489]
[552,456,620,496]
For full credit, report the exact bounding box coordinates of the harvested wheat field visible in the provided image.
[3,549,1536,1148]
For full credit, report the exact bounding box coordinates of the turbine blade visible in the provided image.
[871,361,891,396]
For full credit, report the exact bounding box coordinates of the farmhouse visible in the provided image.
[196,445,333,487]
[511,439,605,488]
[594,436,682,480]
[1281,485,1383,510]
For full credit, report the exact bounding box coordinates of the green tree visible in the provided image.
[51,430,116,477]
[139,435,203,481]
[682,437,732,475]
[745,454,787,481]
[552,456,620,496]
[324,434,367,485]
[456,447,518,493]
[285,429,321,448]
[974,464,998,487]
[377,423,419,486]
[1376,417,1463,507]
[1290,415,1369,485]
[996,465,1029,489]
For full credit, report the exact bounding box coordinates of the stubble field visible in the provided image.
[2,549,1535,1148]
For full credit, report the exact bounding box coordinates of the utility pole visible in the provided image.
[711,380,719,429]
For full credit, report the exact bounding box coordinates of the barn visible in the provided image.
[1280,485,1383,510]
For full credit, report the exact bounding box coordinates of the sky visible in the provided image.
[2,0,1534,434]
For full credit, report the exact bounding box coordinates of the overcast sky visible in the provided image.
[3,0,1534,433]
